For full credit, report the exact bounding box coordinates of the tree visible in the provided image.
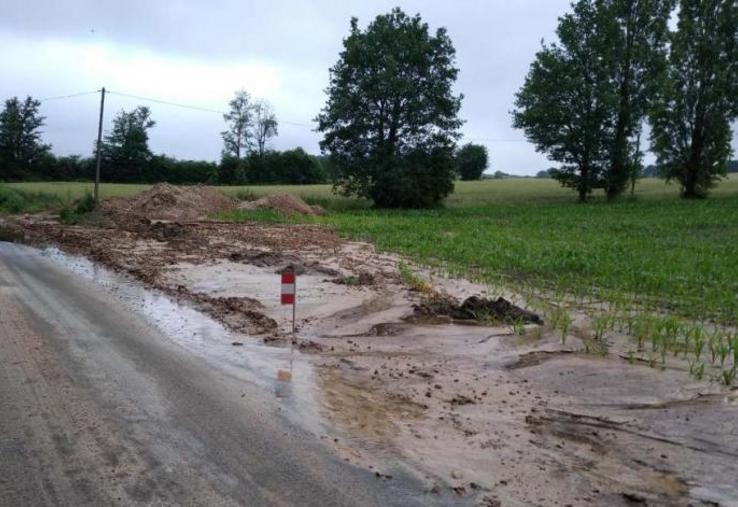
[0,96,50,180]
[455,143,488,180]
[599,0,674,199]
[252,100,278,158]
[513,0,616,202]
[221,90,254,161]
[101,106,155,182]
[627,129,645,195]
[316,8,463,208]
[649,0,738,198]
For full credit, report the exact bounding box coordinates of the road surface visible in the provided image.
[0,243,435,506]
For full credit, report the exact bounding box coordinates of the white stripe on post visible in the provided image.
[281,283,295,294]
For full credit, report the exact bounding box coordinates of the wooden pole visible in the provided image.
[292,275,296,334]
[94,87,106,202]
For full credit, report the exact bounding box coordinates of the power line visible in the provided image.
[465,137,528,143]
[281,119,312,128]
[40,90,101,102]
[106,90,314,128]
[37,89,519,137]
[106,90,227,115]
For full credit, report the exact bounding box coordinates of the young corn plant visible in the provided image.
[560,311,573,345]
[550,307,572,345]
[511,316,526,336]
[692,327,705,363]
[693,362,705,381]
[716,339,730,368]
[708,331,720,365]
[721,367,737,386]
[681,326,692,359]
[634,314,653,350]
[593,314,609,341]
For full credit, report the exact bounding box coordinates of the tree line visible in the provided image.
[514,0,738,200]
[0,87,485,189]
[0,91,328,185]
[2,2,737,205]
[0,91,329,185]
[317,2,738,205]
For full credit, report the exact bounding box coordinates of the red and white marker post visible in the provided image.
[281,267,296,333]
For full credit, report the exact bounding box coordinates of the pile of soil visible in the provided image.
[104,184,237,222]
[413,295,542,325]
[238,194,325,216]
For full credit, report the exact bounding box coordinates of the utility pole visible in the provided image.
[94,87,106,202]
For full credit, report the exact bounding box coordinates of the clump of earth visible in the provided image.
[412,293,543,324]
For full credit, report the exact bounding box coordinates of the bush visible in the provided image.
[0,185,63,214]
[145,156,219,184]
[365,147,456,208]
[455,143,488,181]
[232,188,258,201]
[59,191,96,224]
[220,149,328,185]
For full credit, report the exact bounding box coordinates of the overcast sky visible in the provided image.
[1,0,735,175]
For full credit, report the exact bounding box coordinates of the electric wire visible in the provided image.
[106,90,227,115]
[106,90,313,128]
[36,89,528,142]
[40,90,101,102]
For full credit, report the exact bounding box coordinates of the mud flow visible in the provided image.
[5,184,737,506]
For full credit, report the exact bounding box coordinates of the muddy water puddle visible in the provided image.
[39,247,324,431]
[160,260,374,331]
[34,245,738,506]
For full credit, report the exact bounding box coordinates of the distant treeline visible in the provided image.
[534,162,738,180]
[6,149,330,185]
[0,93,331,186]
[642,161,738,178]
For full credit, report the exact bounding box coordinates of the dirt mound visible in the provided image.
[105,184,237,222]
[238,194,325,216]
[412,295,542,325]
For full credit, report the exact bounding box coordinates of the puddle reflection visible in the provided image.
[39,246,327,435]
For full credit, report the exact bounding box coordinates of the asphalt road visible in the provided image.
[0,242,434,506]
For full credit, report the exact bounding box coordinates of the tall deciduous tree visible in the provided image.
[221,90,254,161]
[649,0,738,198]
[455,143,488,180]
[513,0,616,202]
[102,106,155,183]
[0,96,50,180]
[316,8,463,208]
[600,0,674,199]
[252,100,278,158]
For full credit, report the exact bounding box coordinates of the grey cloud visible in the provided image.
[3,0,733,174]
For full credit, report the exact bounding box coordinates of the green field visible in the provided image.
[5,176,738,324]
[8,175,738,205]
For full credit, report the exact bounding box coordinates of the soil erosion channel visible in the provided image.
[3,184,737,506]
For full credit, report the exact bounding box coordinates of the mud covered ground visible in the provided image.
[4,201,738,506]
